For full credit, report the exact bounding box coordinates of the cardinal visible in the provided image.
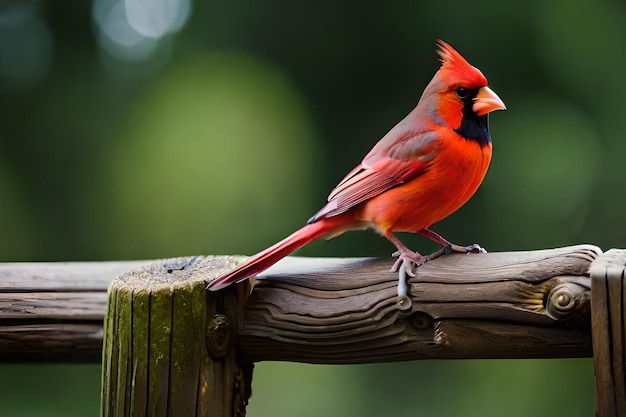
[207,40,505,291]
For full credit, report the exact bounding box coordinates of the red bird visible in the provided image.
[208,41,505,291]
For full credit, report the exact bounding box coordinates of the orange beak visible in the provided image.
[473,86,506,116]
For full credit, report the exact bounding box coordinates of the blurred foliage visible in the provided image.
[0,0,622,415]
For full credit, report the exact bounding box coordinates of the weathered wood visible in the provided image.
[0,260,149,362]
[238,244,599,363]
[591,249,626,417]
[101,256,253,417]
[0,246,601,364]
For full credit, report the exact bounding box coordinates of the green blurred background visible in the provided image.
[1,0,622,415]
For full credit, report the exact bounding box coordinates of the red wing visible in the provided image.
[309,130,439,222]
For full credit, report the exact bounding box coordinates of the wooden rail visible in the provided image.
[0,246,597,363]
[0,260,150,362]
[1,244,625,417]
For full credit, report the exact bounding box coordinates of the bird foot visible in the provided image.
[425,243,487,262]
[463,243,487,254]
[390,250,426,277]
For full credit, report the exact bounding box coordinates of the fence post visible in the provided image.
[591,249,626,417]
[101,255,253,417]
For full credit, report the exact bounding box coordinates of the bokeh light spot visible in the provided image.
[0,2,53,90]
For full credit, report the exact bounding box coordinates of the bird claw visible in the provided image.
[391,250,424,277]
[389,242,486,284]
[446,243,487,254]
[423,243,487,262]
[464,243,487,254]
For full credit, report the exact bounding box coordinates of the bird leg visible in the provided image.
[419,228,486,261]
[386,233,426,277]
[386,229,485,293]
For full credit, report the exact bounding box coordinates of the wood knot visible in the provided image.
[206,314,231,359]
[546,281,589,321]
[410,311,433,330]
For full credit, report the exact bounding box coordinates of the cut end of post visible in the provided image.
[102,255,253,417]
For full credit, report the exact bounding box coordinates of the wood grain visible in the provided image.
[239,244,599,363]
[0,260,149,362]
[591,249,626,417]
[101,256,253,417]
[0,245,600,364]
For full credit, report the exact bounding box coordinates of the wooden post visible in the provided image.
[101,256,253,417]
[591,249,626,417]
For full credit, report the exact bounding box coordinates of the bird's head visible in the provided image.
[427,41,506,145]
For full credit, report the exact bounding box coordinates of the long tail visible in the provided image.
[207,216,348,291]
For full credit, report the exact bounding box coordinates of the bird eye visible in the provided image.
[456,87,468,99]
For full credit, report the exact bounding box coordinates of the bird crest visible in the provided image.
[436,40,487,88]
